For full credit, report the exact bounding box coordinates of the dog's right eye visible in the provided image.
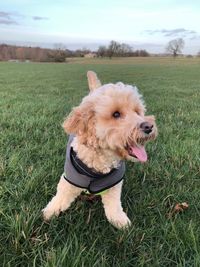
[112,111,121,118]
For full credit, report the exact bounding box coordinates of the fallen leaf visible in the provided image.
[167,202,189,218]
[174,202,189,212]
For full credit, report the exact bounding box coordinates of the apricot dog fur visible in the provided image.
[42,71,157,229]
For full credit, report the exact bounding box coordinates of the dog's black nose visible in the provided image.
[140,122,153,134]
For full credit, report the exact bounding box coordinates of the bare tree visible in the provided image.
[107,40,121,59]
[97,45,107,57]
[166,38,185,58]
[119,43,133,56]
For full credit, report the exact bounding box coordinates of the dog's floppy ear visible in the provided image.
[87,71,102,91]
[62,101,94,135]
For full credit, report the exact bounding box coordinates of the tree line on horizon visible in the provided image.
[0,38,198,62]
[0,40,150,62]
[0,44,67,62]
[97,40,149,58]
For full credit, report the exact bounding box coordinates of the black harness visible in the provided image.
[70,147,115,178]
[63,135,126,194]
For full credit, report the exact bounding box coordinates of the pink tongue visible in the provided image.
[130,146,148,162]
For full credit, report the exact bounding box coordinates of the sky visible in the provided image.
[0,0,200,54]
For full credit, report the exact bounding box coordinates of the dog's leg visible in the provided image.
[101,181,131,229]
[42,174,83,221]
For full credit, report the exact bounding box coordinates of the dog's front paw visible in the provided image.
[42,208,56,221]
[42,206,60,221]
[108,211,131,229]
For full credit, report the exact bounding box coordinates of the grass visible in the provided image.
[0,57,200,266]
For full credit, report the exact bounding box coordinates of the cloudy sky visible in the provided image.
[0,0,200,54]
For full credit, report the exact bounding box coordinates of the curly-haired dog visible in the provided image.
[42,71,157,229]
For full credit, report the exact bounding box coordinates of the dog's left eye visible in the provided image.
[134,108,141,115]
[112,111,121,118]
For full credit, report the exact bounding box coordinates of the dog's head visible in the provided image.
[63,71,157,163]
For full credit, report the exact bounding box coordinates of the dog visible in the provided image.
[42,71,157,229]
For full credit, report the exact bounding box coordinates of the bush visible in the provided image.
[47,50,66,62]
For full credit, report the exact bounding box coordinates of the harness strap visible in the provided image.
[70,147,115,179]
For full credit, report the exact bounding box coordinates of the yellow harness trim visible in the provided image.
[84,189,108,196]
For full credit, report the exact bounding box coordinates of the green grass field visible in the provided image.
[1,57,200,266]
